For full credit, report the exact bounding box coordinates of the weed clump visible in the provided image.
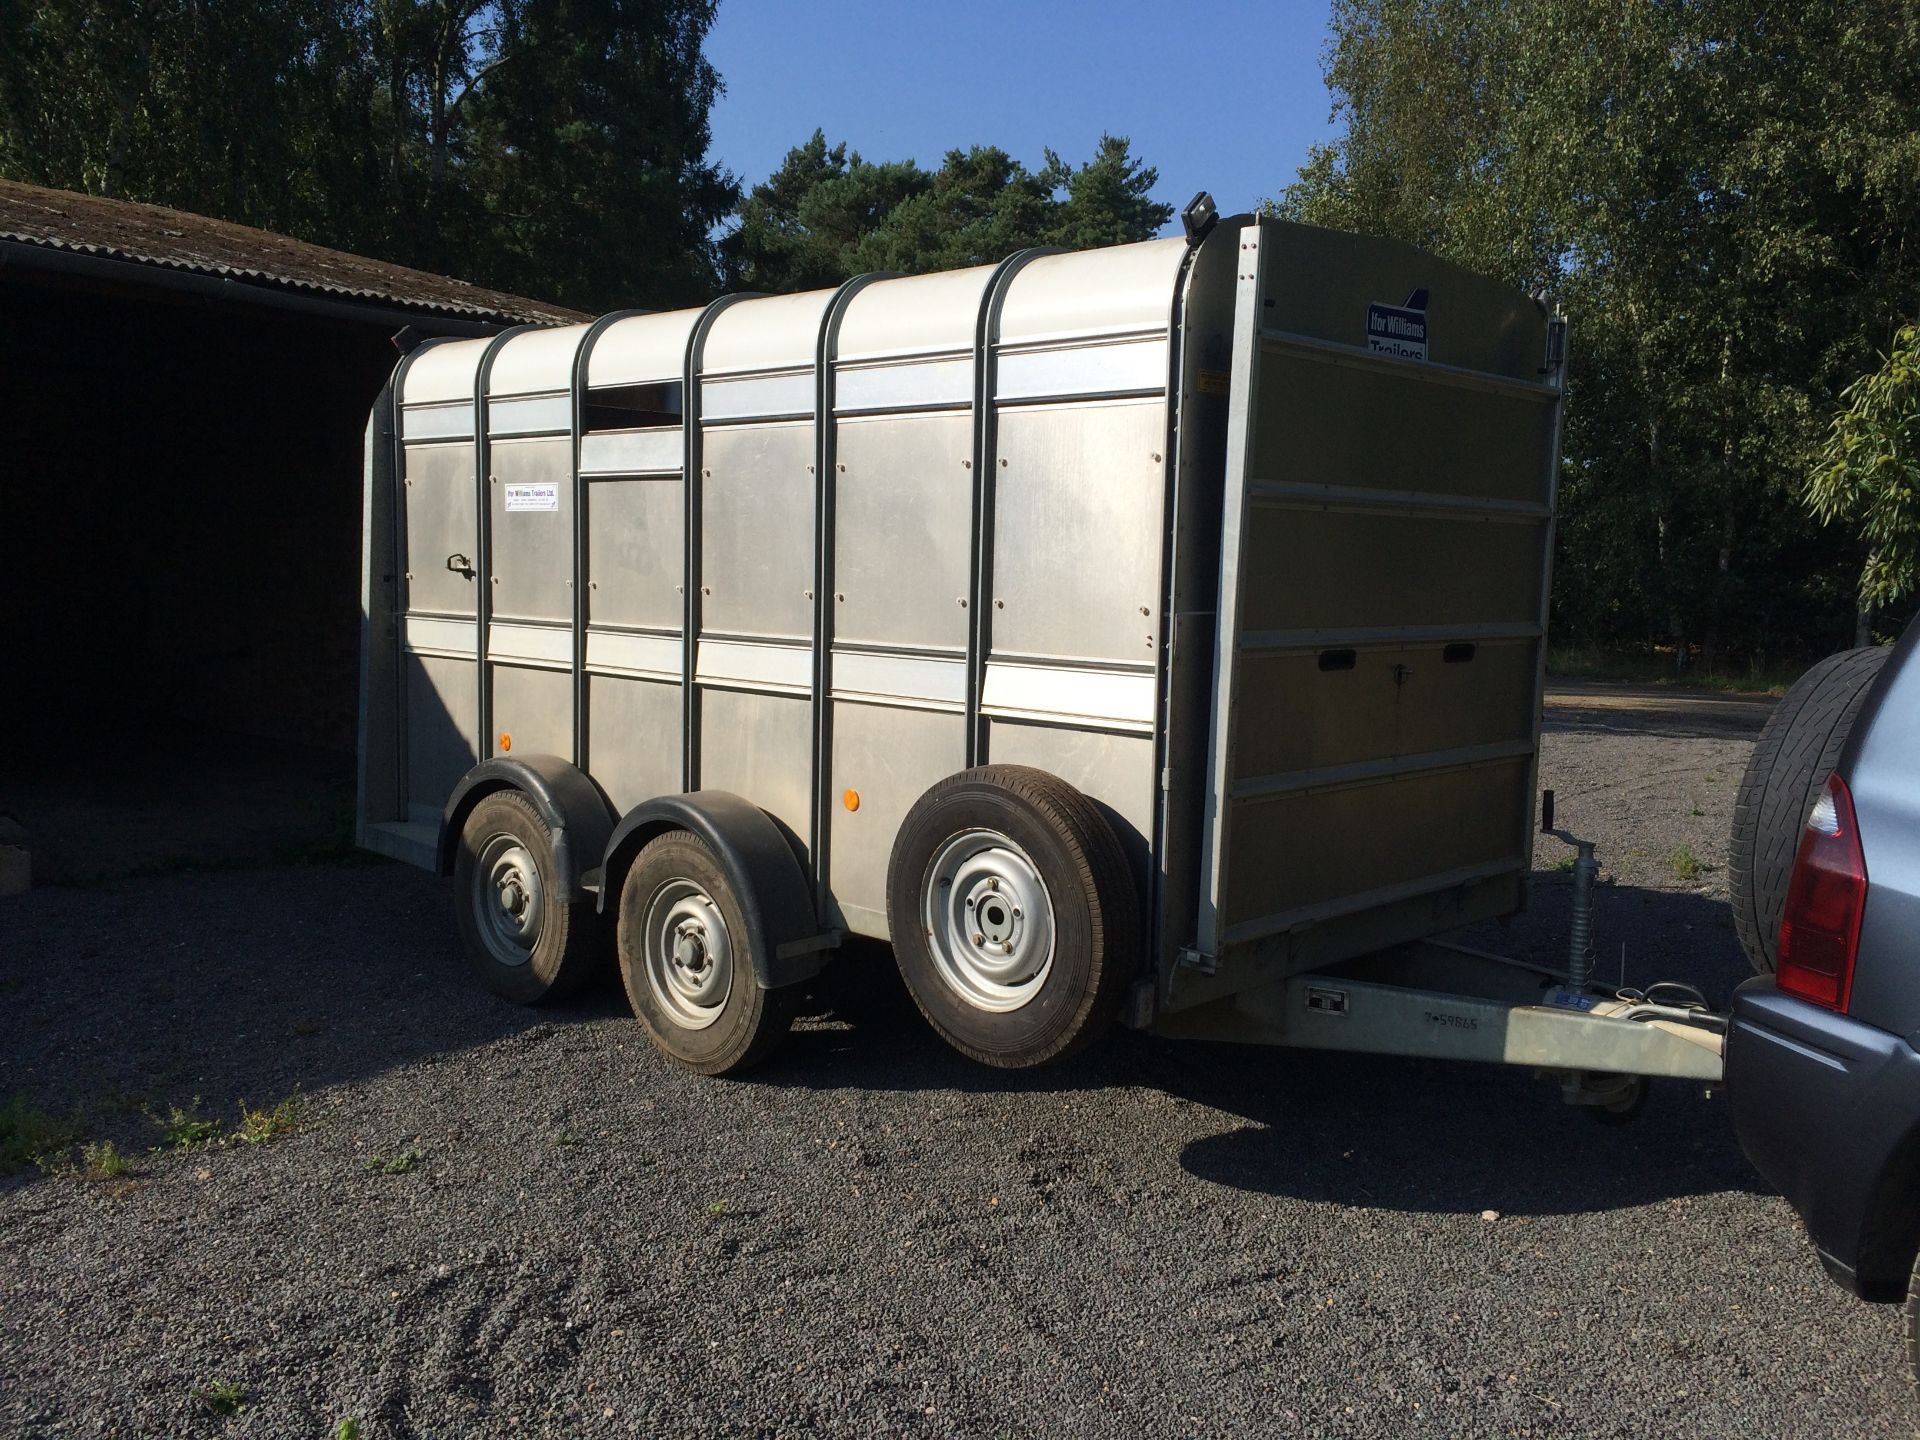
[193,1380,245,1415]
[0,1095,80,1173]
[1668,845,1703,883]
[233,1098,301,1146]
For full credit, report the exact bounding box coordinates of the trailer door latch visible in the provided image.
[446,553,476,579]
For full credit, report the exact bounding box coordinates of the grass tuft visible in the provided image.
[364,1149,425,1175]
[1668,845,1703,883]
[153,1101,221,1150]
[82,1140,132,1181]
[192,1380,246,1415]
[336,1421,364,1440]
[0,1094,80,1173]
[233,1097,302,1146]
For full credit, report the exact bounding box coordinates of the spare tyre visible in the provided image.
[1729,646,1890,974]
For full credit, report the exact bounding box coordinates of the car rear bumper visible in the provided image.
[1728,977,1920,1300]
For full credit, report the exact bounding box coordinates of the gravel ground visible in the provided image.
[2,685,1911,1438]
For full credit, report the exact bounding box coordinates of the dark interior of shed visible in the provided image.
[0,268,418,877]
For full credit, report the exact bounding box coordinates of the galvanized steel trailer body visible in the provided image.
[357,213,1725,1085]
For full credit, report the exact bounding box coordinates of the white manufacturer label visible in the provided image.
[504,483,559,512]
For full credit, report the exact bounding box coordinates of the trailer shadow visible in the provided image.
[1,838,1762,1219]
[776,882,1765,1216]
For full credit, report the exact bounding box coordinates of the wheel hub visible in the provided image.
[922,829,1055,1013]
[671,922,711,972]
[644,882,733,1030]
[471,835,544,967]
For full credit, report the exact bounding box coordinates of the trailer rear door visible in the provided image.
[1195,220,1565,964]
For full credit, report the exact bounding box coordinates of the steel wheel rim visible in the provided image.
[643,878,734,1031]
[920,828,1055,1013]
[473,833,544,967]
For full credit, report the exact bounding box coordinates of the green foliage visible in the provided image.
[0,1094,79,1172]
[153,1101,220,1149]
[81,1140,132,1181]
[1546,644,1799,695]
[1281,0,1920,664]
[1808,325,1920,610]
[364,1148,426,1174]
[233,1097,301,1146]
[192,1380,245,1415]
[0,0,737,311]
[337,1421,365,1440]
[1668,845,1702,883]
[1,4,1171,313]
[726,129,1172,293]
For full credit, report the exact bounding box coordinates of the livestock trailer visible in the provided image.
[358,205,1726,1094]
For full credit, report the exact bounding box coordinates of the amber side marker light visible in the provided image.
[498,733,512,753]
[843,789,860,812]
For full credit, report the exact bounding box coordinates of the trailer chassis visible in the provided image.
[1152,810,1728,1101]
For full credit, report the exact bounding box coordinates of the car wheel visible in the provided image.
[616,830,796,1076]
[1905,1243,1920,1397]
[452,790,604,1004]
[1729,646,1890,975]
[886,765,1140,1069]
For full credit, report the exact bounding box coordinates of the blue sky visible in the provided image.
[704,0,1339,230]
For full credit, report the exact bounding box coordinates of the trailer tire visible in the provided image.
[1729,646,1889,975]
[453,790,604,1004]
[886,766,1140,1069]
[616,831,795,1076]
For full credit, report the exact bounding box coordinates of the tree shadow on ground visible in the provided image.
[0,859,632,1189]
[1541,693,1772,742]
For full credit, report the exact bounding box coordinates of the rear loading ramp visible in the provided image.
[1193,220,1565,983]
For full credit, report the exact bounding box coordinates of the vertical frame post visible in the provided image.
[472,325,534,763]
[1519,312,1571,875]
[1193,223,1269,962]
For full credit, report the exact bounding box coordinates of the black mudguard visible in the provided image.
[438,755,615,903]
[597,791,836,990]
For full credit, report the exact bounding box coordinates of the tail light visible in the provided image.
[1777,772,1868,1011]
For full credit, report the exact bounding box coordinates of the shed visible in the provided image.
[0,180,582,877]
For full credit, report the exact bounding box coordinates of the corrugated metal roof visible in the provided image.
[0,179,587,326]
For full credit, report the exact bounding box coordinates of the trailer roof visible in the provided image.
[0,179,586,328]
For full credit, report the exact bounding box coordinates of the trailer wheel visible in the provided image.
[1729,646,1889,975]
[453,790,602,1004]
[886,766,1139,1069]
[615,831,795,1076]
